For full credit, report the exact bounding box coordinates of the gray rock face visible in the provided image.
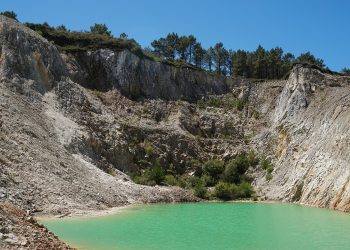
[0,16,67,93]
[273,65,324,123]
[255,65,350,211]
[64,49,231,101]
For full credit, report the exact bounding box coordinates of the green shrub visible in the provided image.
[266,172,273,181]
[194,181,208,199]
[90,23,112,37]
[236,182,254,198]
[175,176,199,189]
[144,143,154,156]
[261,158,271,170]
[178,179,190,189]
[266,166,273,174]
[197,99,206,109]
[207,97,224,107]
[148,164,165,185]
[233,153,251,173]
[224,153,250,184]
[224,161,240,184]
[133,161,165,186]
[203,159,225,184]
[199,174,212,187]
[170,163,186,175]
[190,159,202,176]
[24,22,145,55]
[164,174,180,186]
[261,157,274,179]
[214,181,236,200]
[133,173,155,186]
[214,181,254,200]
[247,150,259,167]
[234,99,247,111]
[56,25,68,31]
[178,176,195,188]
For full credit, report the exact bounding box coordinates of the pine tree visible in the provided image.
[296,52,325,68]
[212,42,228,75]
[204,47,214,72]
[232,50,248,77]
[0,11,17,21]
[119,32,128,40]
[151,33,179,60]
[187,35,197,64]
[226,50,234,76]
[253,45,267,78]
[90,23,112,37]
[268,47,283,79]
[341,68,350,75]
[193,42,205,68]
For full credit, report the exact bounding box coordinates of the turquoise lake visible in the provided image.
[40,203,350,250]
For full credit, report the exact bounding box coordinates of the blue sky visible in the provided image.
[1,0,349,71]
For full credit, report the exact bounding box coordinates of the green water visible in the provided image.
[41,203,350,250]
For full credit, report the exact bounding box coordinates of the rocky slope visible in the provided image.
[1,14,350,249]
[0,203,73,250]
[0,15,199,217]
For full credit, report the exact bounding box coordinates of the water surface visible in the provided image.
[41,203,350,250]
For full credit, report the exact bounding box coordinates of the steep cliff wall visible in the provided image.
[0,16,67,93]
[63,49,231,101]
[254,65,350,211]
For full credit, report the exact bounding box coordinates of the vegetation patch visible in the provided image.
[25,22,147,54]
[133,160,165,186]
[131,149,274,201]
[214,181,254,201]
[261,157,274,181]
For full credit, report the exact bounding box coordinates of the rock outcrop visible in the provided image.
[0,16,67,93]
[255,65,350,211]
[63,49,231,101]
[0,203,73,250]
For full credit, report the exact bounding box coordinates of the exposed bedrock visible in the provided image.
[63,49,231,101]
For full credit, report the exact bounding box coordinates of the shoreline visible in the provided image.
[36,199,350,221]
[35,200,266,220]
[35,204,135,220]
[34,199,282,221]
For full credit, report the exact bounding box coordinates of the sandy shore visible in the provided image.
[35,204,137,220]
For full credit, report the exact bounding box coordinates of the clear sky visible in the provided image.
[1,0,349,71]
